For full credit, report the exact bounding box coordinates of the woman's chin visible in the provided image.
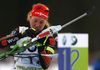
[36,29,40,33]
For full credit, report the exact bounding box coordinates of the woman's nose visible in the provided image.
[35,22,39,28]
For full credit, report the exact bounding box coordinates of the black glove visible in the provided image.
[21,28,37,38]
[9,28,19,35]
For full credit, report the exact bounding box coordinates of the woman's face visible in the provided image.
[29,16,46,32]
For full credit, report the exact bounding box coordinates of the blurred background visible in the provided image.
[0,0,100,70]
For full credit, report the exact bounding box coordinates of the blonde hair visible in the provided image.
[27,3,50,28]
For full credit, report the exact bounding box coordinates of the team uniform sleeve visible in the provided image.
[38,36,55,69]
[0,28,37,48]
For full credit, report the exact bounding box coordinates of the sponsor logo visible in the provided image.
[35,12,47,17]
[71,36,77,45]
[7,37,19,43]
[1,40,7,46]
[62,36,66,45]
[16,65,43,70]
[28,45,36,52]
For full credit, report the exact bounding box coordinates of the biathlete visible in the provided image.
[0,3,55,70]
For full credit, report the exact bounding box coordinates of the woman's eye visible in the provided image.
[40,21,44,24]
[34,20,37,22]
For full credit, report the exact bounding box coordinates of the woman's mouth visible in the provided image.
[35,28,40,31]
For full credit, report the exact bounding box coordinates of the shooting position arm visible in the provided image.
[0,28,36,48]
[37,36,55,69]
